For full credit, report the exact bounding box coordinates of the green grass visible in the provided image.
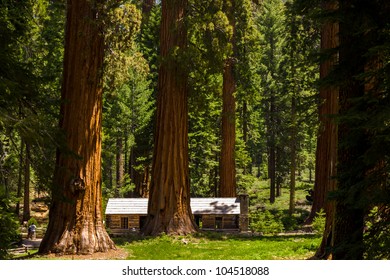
[248,178,314,232]
[115,178,319,260]
[116,232,321,260]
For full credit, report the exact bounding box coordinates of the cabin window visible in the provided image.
[194,215,202,228]
[121,217,129,229]
[215,217,223,229]
[106,216,111,228]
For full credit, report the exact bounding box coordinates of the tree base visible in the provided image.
[39,224,116,255]
[142,215,198,236]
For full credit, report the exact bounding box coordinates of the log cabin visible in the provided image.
[105,195,249,236]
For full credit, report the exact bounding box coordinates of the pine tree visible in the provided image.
[256,0,286,203]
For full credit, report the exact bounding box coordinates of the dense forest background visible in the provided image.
[1,0,389,259]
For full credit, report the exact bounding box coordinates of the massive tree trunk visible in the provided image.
[39,0,115,254]
[312,0,339,259]
[142,0,197,236]
[331,0,366,259]
[220,58,237,197]
[219,0,237,198]
[310,0,339,222]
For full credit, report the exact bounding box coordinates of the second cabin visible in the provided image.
[105,196,249,236]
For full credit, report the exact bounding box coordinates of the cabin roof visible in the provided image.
[105,197,240,215]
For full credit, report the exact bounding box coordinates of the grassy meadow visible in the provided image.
[116,232,320,260]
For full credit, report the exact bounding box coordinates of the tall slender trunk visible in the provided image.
[268,92,276,203]
[289,96,296,215]
[22,143,30,222]
[39,0,115,254]
[214,149,219,197]
[276,119,282,197]
[142,0,197,235]
[15,140,24,218]
[242,101,249,174]
[128,146,136,197]
[115,136,124,197]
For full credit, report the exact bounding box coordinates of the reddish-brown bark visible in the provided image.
[142,0,197,235]
[39,0,115,254]
[219,0,237,198]
[220,58,237,198]
[312,0,339,259]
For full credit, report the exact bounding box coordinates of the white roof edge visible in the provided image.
[105,197,241,215]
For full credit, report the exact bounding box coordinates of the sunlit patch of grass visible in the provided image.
[118,232,321,260]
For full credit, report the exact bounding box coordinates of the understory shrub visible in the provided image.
[250,210,284,234]
[0,196,20,259]
[312,209,326,233]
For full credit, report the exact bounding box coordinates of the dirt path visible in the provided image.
[22,238,42,248]
[16,239,127,260]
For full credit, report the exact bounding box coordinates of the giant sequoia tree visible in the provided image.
[142,0,197,235]
[39,0,115,254]
[220,0,237,198]
[312,0,339,258]
[310,0,390,259]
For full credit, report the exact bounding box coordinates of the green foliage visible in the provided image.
[104,2,142,90]
[188,0,233,70]
[139,4,161,83]
[312,209,325,234]
[364,206,390,260]
[188,72,221,196]
[1,0,63,199]
[0,194,20,259]
[102,2,155,198]
[102,56,154,196]
[27,217,38,227]
[250,210,284,234]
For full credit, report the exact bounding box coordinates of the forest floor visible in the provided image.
[11,238,128,260]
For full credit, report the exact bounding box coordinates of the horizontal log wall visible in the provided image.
[107,214,240,233]
[201,214,239,230]
[106,214,143,229]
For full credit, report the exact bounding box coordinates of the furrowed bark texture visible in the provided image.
[39,0,115,254]
[142,0,197,235]
[219,0,237,198]
[313,1,339,259]
[220,58,237,197]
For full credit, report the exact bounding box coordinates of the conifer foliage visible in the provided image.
[1,0,390,259]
